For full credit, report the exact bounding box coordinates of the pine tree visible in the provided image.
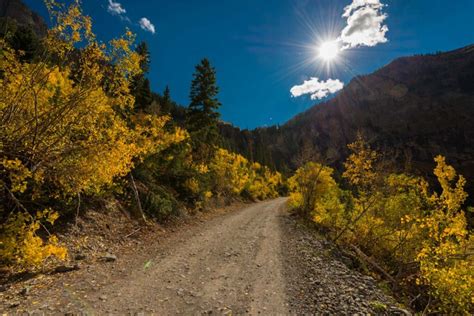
[131,41,153,112]
[161,85,172,114]
[136,42,150,73]
[186,58,221,161]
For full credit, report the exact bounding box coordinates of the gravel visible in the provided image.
[280,213,410,315]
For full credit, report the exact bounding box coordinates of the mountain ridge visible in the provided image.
[220,44,474,198]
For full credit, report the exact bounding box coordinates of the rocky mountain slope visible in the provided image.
[226,45,474,195]
[0,0,47,35]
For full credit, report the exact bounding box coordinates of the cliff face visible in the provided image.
[246,45,474,193]
[0,0,47,35]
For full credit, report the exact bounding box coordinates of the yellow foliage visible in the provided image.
[209,148,282,200]
[0,1,185,270]
[184,178,201,195]
[0,2,184,196]
[415,156,473,313]
[204,191,213,200]
[343,133,378,189]
[287,191,303,210]
[210,148,250,195]
[287,162,344,221]
[288,136,473,313]
[0,210,67,269]
[1,159,32,193]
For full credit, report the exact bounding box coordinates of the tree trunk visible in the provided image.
[128,173,147,224]
[351,244,400,290]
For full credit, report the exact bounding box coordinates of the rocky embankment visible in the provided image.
[280,213,410,315]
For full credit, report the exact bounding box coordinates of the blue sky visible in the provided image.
[25,0,474,129]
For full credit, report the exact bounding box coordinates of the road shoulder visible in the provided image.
[279,211,410,315]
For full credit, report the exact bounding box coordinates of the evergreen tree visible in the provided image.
[186,58,221,161]
[0,19,42,62]
[161,85,172,114]
[136,42,150,73]
[131,41,153,112]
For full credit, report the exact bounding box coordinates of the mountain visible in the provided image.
[0,0,47,35]
[225,45,474,195]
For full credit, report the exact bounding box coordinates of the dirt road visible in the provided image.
[82,198,288,314]
[2,198,406,314]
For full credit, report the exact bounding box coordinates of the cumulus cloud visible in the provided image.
[139,17,156,34]
[290,78,344,100]
[107,0,126,15]
[290,1,388,100]
[339,0,388,49]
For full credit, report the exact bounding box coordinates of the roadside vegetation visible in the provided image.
[0,1,282,272]
[288,134,474,314]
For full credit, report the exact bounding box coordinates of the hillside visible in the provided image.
[229,45,474,192]
[0,0,47,35]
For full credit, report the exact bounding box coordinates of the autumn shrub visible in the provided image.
[0,3,180,200]
[413,156,474,313]
[0,1,184,268]
[244,162,282,200]
[287,137,474,313]
[209,149,282,201]
[287,162,345,221]
[131,138,198,221]
[210,148,251,196]
[0,209,67,269]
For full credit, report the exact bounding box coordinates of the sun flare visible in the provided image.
[318,41,340,61]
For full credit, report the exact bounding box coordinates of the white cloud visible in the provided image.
[339,0,388,49]
[290,1,387,101]
[139,17,156,34]
[107,0,126,15]
[290,78,344,100]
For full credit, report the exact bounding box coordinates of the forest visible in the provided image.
[0,1,473,314]
[0,1,282,267]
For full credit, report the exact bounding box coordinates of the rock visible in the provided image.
[74,253,87,260]
[99,295,107,301]
[389,307,412,315]
[19,286,30,296]
[281,214,408,315]
[103,253,117,262]
[54,264,80,273]
[340,256,353,267]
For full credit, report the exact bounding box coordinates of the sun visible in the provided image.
[318,40,340,61]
